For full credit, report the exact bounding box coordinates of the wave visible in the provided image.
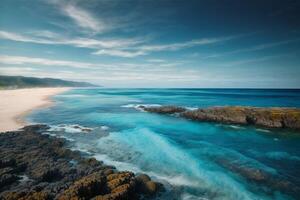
[44,123,277,199]
[121,104,200,112]
[49,124,94,134]
[217,124,246,130]
[92,148,200,189]
[70,146,93,155]
[256,128,271,133]
[229,125,246,130]
[181,193,209,200]
[120,104,161,111]
[91,127,263,200]
[18,175,31,183]
[100,126,110,131]
[41,130,75,142]
[185,107,198,111]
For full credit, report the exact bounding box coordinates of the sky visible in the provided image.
[0,0,300,88]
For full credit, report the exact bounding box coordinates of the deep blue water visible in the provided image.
[29,88,300,200]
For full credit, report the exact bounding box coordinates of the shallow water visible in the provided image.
[29,88,300,200]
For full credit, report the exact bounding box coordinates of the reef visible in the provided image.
[140,105,300,130]
[0,125,163,200]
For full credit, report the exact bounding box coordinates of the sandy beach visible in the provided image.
[0,87,70,132]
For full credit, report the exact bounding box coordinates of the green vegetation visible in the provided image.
[0,75,98,89]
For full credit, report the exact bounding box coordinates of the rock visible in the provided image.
[141,105,186,114]
[142,105,300,130]
[135,174,162,196]
[58,172,105,200]
[84,157,102,167]
[0,174,19,189]
[144,181,159,195]
[135,174,151,183]
[106,172,135,190]
[2,191,51,200]
[0,159,16,168]
[40,168,63,182]
[0,125,162,200]
[19,191,51,200]
[103,169,115,176]
[59,171,138,200]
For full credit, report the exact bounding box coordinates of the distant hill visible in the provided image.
[0,75,99,88]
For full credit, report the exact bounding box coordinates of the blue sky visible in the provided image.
[0,0,300,88]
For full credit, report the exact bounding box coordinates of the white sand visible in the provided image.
[0,88,70,132]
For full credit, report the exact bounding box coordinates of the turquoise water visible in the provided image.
[29,89,300,200]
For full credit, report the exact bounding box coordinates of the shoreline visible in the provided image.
[0,125,162,199]
[0,87,70,132]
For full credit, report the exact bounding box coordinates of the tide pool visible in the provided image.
[28,88,300,200]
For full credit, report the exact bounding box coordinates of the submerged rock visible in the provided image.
[141,105,300,130]
[215,158,300,197]
[0,125,163,200]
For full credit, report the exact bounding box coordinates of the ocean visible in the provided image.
[28,88,300,200]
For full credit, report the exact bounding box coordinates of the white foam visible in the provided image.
[229,125,246,130]
[57,135,75,142]
[218,124,246,130]
[93,153,200,188]
[100,126,110,131]
[41,131,57,137]
[185,107,198,111]
[18,175,31,183]
[256,128,271,133]
[49,124,93,134]
[70,146,93,155]
[181,193,209,200]
[120,104,161,111]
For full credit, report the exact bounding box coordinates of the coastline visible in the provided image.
[0,125,162,199]
[0,87,70,132]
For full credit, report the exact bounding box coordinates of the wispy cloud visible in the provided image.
[0,30,144,49]
[92,49,146,57]
[93,35,243,57]
[204,39,300,59]
[0,31,54,44]
[219,54,290,67]
[60,4,105,33]
[0,55,98,69]
[0,29,244,57]
[138,37,235,51]
[0,55,183,71]
[47,0,113,34]
[147,59,166,63]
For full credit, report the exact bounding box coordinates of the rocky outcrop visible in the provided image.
[140,105,186,114]
[0,125,163,200]
[140,106,300,130]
